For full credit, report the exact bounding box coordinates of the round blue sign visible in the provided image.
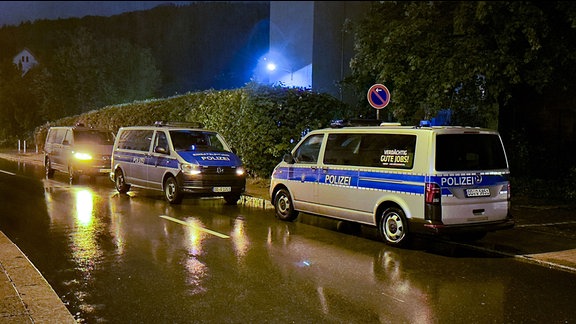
[367,84,390,109]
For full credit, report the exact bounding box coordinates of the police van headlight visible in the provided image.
[236,167,245,176]
[181,163,201,175]
[73,152,93,161]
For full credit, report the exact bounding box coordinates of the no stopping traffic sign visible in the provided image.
[367,84,390,109]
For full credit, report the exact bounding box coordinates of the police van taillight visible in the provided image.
[425,182,441,221]
[425,183,441,204]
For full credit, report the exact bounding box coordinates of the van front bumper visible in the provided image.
[73,164,111,176]
[177,173,246,196]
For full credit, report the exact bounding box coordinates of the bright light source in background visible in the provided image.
[253,51,312,88]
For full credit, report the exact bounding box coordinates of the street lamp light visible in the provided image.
[266,62,293,81]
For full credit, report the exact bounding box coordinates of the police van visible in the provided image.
[110,122,246,204]
[269,121,514,246]
[44,124,115,184]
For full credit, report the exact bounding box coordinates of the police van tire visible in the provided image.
[45,159,54,179]
[379,207,409,247]
[164,176,183,204]
[274,188,299,221]
[114,169,130,194]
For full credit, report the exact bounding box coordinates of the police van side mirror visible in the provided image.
[283,153,295,164]
[154,146,168,155]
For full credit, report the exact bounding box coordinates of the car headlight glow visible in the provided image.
[73,152,93,160]
[181,163,201,175]
[236,167,245,176]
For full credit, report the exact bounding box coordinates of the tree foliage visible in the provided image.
[45,28,161,115]
[0,28,161,143]
[347,1,576,129]
[0,60,45,143]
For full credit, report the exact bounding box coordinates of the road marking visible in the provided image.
[159,215,230,239]
[0,169,16,176]
[516,221,576,227]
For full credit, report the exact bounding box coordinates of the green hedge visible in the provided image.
[34,83,350,178]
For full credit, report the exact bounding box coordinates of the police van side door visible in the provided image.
[287,133,324,213]
[146,130,171,190]
[49,129,66,170]
[126,129,154,188]
[60,129,74,172]
[316,133,362,221]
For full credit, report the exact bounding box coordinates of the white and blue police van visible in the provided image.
[269,120,514,247]
[110,122,246,204]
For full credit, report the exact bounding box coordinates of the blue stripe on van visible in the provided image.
[273,166,509,196]
[428,174,509,195]
[113,151,180,169]
[358,170,425,194]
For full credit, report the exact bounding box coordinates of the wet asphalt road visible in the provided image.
[0,157,575,323]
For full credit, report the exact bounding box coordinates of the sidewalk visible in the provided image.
[0,150,575,321]
[0,232,76,323]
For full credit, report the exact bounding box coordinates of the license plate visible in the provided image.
[213,186,231,193]
[99,168,111,173]
[465,188,490,198]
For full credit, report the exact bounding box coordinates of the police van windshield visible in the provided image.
[435,134,508,171]
[170,130,227,152]
[74,130,114,145]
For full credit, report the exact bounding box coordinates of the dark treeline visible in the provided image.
[0,2,270,142]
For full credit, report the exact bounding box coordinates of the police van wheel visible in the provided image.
[114,169,130,194]
[164,176,183,204]
[379,207,409,247]
[274,188,299,221]
[45,159,54,179]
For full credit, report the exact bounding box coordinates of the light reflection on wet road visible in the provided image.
[0,158,576,323]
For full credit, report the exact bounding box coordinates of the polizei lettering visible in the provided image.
[441,176,476,186]
[194,152,231,161]
[325,175,352,186]
[200,156,230,161]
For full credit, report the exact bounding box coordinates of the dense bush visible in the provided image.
[34,83,350,178]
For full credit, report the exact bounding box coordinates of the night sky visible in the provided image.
[0,1,193,26]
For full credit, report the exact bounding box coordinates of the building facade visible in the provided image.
[265,1,372,104]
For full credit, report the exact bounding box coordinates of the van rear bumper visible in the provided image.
[411,217,515,235]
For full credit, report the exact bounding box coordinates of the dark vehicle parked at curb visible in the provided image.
[270,120,514,247]
[110,121,246,204]
[44,124,115,184]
